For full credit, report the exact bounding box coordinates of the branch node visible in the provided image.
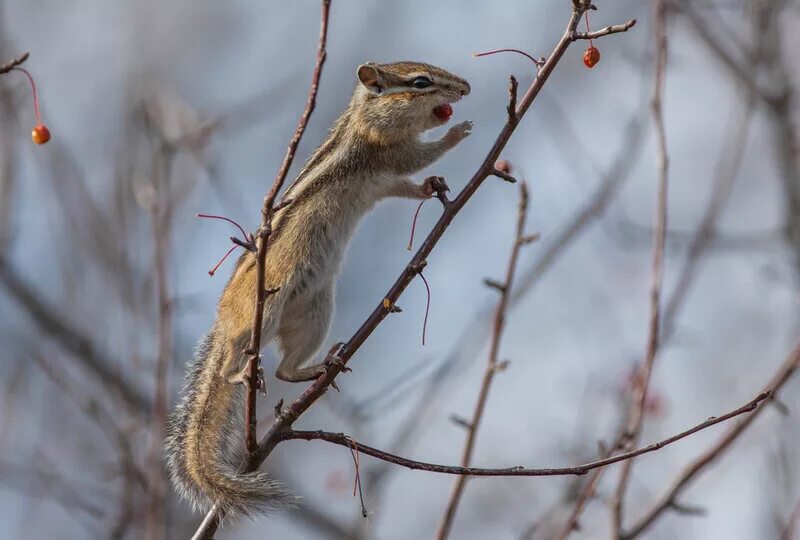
[491,168,517,183]
[273,198,294,212]
[230,235,257,252]
[0,52,30,75]
[483,278,507,292]
[493,359,511,372]
[519,233,541,245]
[382,298,403,313]
[449,414,473,430]
[507,75,518,121]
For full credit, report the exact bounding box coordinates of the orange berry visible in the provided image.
[32,124,50,145]
[583,47,600,68]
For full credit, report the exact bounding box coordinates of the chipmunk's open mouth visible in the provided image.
[433,104,453,121]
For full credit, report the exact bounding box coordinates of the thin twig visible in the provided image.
[573,20,638,41]
[0,257,150,414]
[0,52,29,75]
[190,4,332,538]
[610,1,669,535]
[191,5,635,537]
[243,0,331,455]
[145,146,175,540]
[623,341,800,539]
[436,182,532,539]
[557,93,755,540]
[283,390,770,476]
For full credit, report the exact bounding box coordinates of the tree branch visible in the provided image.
[0,52,29,75]
[191,4,636,537]
[622,340,800,539]
[243,0,331,455]
[436,182,533,539]
[283,390,769,477]
[0,257,150,414]
[610,0,669,534]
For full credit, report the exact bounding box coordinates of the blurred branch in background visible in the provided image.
[1,0,798,539]
[674,0,800,274]
[610,0,670,534]
[436,182,537,539]
[623,341,800,539]
[0,258,150,414]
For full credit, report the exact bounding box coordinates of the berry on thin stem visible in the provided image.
[12,67,50,145]
[583,11,601,68]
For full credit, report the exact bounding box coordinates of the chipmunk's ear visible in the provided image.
[357,63,385,94]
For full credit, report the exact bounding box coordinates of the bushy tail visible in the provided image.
[164,329,297,519]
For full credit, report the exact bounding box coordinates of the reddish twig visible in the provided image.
[243,0,331,456]
[283,390,770,476]
[610,1,669,535]
[206,245,237,277]
[622,341,800,539]
[196,213,252,244]
[436,182,532,540]
[12,67,42,126]
[473,48,545,70]
[191,5,635,537]
[406,199,427,251]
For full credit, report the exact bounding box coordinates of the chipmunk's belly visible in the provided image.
[287,201,371,300]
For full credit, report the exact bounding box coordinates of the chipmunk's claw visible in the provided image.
[226,364,268,396]
[324,341,351,373]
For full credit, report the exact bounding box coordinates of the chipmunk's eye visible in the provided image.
[411,76,433,89]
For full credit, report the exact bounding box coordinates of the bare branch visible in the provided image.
[572,19,638,40]
[0,257,149,414]
[610,1,669,534]
[243,0,332,455]
[284,389,769,477]
[191,4,635,536]
[0,52,29,75]
[436,182,532,539]
[623,341,800,539]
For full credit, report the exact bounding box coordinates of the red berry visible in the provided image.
[583,47,600,68]
[433,103,453,121]
[32,124,50,145]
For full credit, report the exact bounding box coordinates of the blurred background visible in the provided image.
[1,0,799,538]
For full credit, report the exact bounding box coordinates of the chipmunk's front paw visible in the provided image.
[421,176,450,199]
[444,120,473,146]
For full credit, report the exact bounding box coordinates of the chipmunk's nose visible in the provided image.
[460,81,471,96]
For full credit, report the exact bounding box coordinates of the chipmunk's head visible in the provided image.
[352,61,470,138]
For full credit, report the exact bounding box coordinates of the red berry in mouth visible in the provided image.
[583,46,600,68]
[32,124,51,145]
[433,103,453,121]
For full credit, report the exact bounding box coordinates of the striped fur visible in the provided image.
[165,61,471,520]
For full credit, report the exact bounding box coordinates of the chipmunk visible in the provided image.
[165,61,471,519]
